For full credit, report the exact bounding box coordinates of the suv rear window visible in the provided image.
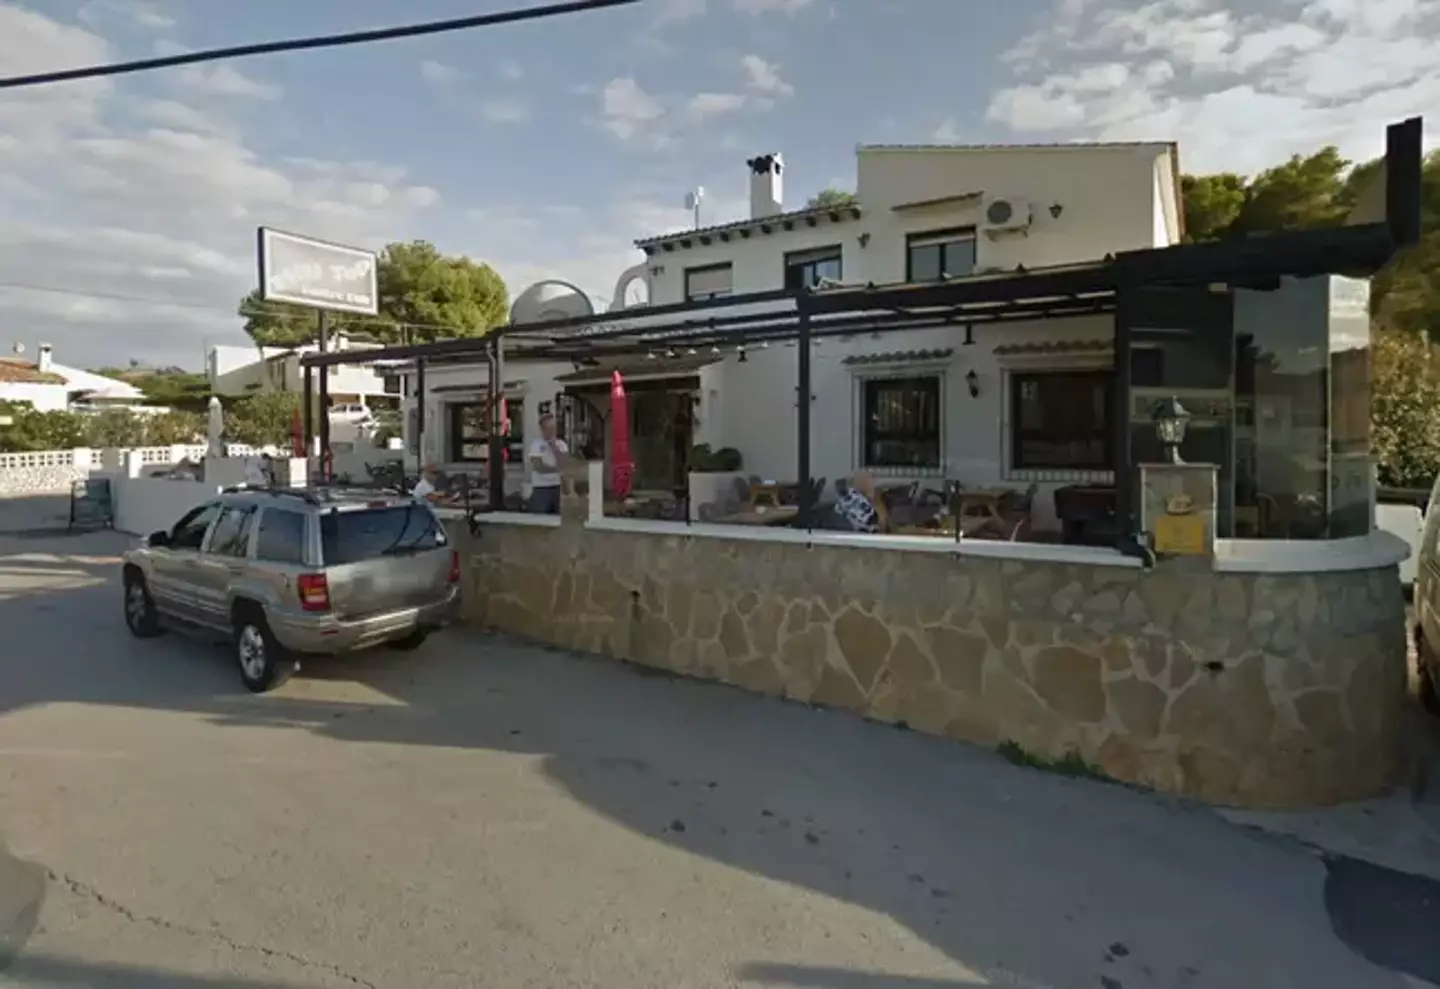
[320,504,448,565]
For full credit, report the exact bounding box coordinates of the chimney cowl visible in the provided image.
[37,343,53,372]
[746,152,785,220]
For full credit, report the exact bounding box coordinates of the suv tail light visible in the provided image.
[447,549,461,584]
[297,573,332,612]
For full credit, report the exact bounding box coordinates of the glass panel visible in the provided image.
[170,503,220,551]
[1011,371,1112,470]
[1233,278,1331,539]
[1328,277,1373,538]
[321,505,447,565]
[861,375,942,469]
[207,506,254,558]
[907,244,942,282]
[255,508,306,564]
[940,237,977,277]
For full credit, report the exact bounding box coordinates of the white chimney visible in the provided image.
[37,343,53,372]
[747,153,784,219]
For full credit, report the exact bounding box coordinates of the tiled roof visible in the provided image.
[842,348,955,366]
[992,340,1112,356]
[635,202,863,251]
[0,359,65,385]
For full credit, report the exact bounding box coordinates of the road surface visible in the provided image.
[0,522,1436,988]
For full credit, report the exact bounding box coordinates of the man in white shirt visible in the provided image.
[527,414,568,514]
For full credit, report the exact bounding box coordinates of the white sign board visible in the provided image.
[257,227,379,316]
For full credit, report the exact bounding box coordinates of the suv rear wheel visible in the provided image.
[232,606,296,694]
[123,569,162,638]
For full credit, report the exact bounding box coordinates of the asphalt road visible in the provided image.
[0,523,1437,988]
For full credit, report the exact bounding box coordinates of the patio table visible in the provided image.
[716,506,799,526]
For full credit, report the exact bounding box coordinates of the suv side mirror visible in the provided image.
[147,530,170,548]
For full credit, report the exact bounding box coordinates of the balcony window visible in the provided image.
[860,375,942,470]
[906,228,977,282]
[684,263,733,301]
[784,245,842,291]
[1010,370,1113,471]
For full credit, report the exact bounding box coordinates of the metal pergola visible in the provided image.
[302,116,1423,538]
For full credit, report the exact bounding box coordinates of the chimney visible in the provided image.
[747,153,784,219]
[37,343,53,372]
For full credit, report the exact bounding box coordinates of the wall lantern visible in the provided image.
[965,369,980,398]
[1151,396,1191,463]
[1049,202,1064,219]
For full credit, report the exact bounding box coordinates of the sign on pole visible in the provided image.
[256,227,379,315]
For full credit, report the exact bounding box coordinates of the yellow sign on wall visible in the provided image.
[1154,513,1207,555]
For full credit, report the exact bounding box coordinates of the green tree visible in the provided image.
[1180,173,1246,242]
[0,401,86,453]
[805,188,857,210]
[1371,329,1440,488]
[1227,147,1351,237]
[224,392,309,448]
[238,240,509,349]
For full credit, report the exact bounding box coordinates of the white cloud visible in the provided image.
[597,76,666,143]
[932,118,962,143]
[480,97,530,124]
[497,59,524,81]
[420,59,464,86]
[77,0,174,30]
[175,63,281,101]
[733,0,813,14]
[687,92,748,120]
[988,0,1440,173]
[739,54,794,100]
[0,7,445,367]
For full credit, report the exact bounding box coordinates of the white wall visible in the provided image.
[711,314,1116,529]
[644,143,1178,304]
[112,476,223,536]
[210,344,398,401]
[0,382,69,411]
[401,359,569,471]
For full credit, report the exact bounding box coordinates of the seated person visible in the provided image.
[410,464,442,503]
[833,471,882,533]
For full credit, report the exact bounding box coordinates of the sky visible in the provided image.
[0,0,1435,371]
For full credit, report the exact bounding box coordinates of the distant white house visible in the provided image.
[208,336,401,406]
[0,344,146,412]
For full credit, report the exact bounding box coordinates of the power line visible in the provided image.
[0,0,640,90]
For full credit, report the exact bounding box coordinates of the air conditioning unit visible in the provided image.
[981,196,1033,235]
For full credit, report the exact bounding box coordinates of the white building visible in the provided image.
[209,337,400,405]
[401,141,1182,523]
[0,344,145,412]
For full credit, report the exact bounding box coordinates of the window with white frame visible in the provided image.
[906,228,977,282]
[859,374,943,470]
[1009,369,1112,471]
[684,262,733,301]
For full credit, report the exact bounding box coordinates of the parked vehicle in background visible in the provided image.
[329,402,375,425]
[121,487,461,692]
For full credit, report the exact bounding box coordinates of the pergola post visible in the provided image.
[796,308,813,527]
[488,335,506,511]
[1111,282,1135,550]
[414,357,427,488]
[301,365,314,460]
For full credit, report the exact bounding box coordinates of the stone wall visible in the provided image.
[0,463,91,497]
[449,519,1409,809]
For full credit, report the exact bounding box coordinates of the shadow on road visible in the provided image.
[1,530,1437,989]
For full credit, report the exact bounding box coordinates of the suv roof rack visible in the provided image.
[220,485,323,506]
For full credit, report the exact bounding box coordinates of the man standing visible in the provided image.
[527,413,568,514]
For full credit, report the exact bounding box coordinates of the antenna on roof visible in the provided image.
[684,186,704,230]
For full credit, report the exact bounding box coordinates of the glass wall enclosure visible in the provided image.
[1233,276,1373,540]
[1118,275,1374,542]
[1124,285,1236,535]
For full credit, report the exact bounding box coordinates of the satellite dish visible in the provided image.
[510,279,595,325]
[12,342,23,355]
[684,186,705,211]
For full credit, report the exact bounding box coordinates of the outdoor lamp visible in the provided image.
[1151,396,1191,463]
[965,369,980,398]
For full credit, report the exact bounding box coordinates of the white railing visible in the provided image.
[0,449,79,469]
[0,444,270,472]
